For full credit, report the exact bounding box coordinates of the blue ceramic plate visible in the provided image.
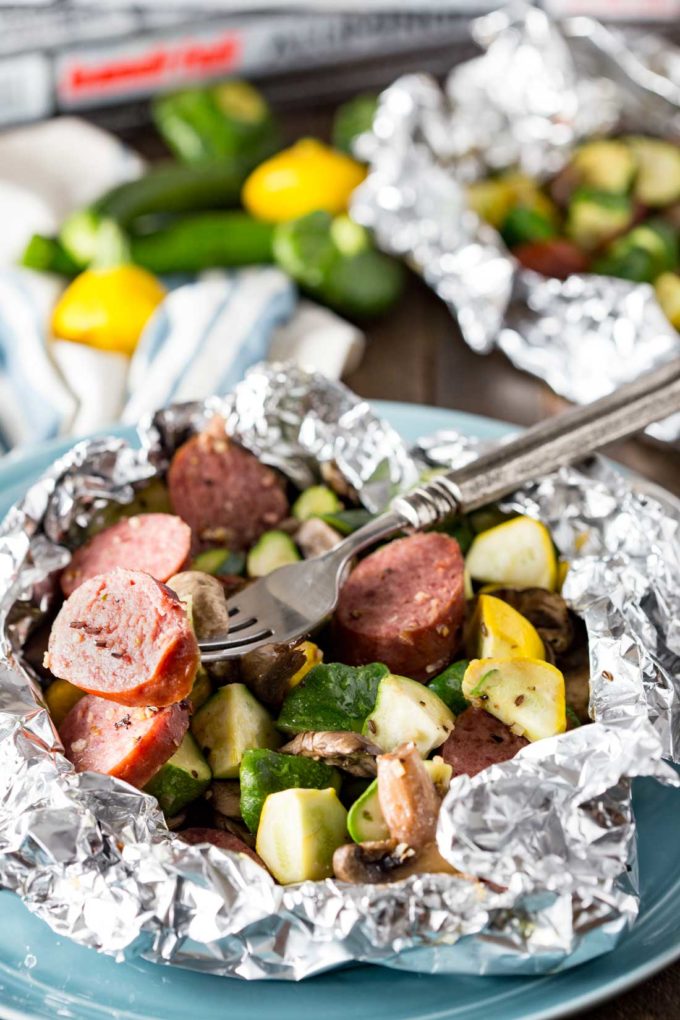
[0,402,678,1020]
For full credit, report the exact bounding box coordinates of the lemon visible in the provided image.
[466,515,557,591]
[51,265,166,357]
[462,657,566,742]
[242,138,366,223]
[468,594,545,660]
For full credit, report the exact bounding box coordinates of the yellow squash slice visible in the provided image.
[466,515,557,591]
[462,657,566,742]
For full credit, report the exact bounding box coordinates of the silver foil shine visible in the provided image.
[351,2,680,444]
[0,363,677,980]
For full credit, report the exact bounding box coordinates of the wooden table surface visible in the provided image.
[117,78,680,1018]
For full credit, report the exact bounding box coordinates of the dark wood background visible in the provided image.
[110,51,680,1017]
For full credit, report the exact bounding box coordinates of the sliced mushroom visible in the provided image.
[559,620,591,723]
[376,743,440,849]
[279,731,382,777]
[167,570,230,641]
[210,780,242,818]
[490,587,575,657]
[295,518,343,559]
[332,839,458,884]
[240,642,307,708]
[320,461,358,502]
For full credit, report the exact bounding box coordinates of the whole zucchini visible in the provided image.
[61,156,257,267]
[130,213,275,273]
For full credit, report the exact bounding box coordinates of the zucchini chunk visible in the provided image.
[240,748,340,832]
[256,787,348,884]
[362,674,455,756]
[246,530,300,578]
[191,684,280,778]
[145,733,211,816]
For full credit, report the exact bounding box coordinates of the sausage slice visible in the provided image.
[168,422,289,553]
[178,827,267,869]
[47,568,199,707]
[61,513,191,596]
[59,694,189,788]
[439,707,528,778]
[334,532,465,680]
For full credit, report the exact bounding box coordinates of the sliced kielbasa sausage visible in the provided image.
[47,568,199,707]
[178,827,267,869]
[334,532,465,681]
[61,513,191,597]
[439,707,528,778]
[60,694,189,788]
[167,420,289,553]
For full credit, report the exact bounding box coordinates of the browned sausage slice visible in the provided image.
[61,513,191,596]
[334,532,465,681]
[178,827,267,869]
[59,695,189,788]
[168,421,289,553]
[439,707,528,778]
[47,568,199,707]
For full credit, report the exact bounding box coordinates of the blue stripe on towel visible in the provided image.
[123,269,295,424]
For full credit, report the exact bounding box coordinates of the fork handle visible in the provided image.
[389,358,680,529]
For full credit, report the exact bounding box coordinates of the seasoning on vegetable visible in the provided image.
[242,139,366,223]
[51,265,166,357]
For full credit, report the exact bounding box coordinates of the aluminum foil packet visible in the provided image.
[0,362,677,981]
[351,1,680,444]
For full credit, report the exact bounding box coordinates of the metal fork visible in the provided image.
[199,359,680,663]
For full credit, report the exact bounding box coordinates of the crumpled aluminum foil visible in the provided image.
[0,362,677,980]
[351,2,680,444]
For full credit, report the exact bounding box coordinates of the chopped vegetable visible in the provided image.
[242,138,366,223]
[462,657,567,742]
[50,266,165,356]
[566,188,633,251]
[320,508,374,535]
[130,213,274,273]
[571,140,637,193]
[246,530,301,578]
[347,757,451,844]
[191,684,280,779]
[627,136,680,206]
[427,659,469,715]
[501,206,556,249]
[655,272,680,328]
[191,548,246,577]
[256,786,347,884]
[466,515,558,591]
[468,594,545,660]
[332,93,379,155]
[144,733,211,816]
[292,485,342,521]
[277,662,389,735]
[45,679,85,727]
[593,220,678,283]
[239,747,340,832]
[288,641,323,689]
[362,674,455,756]
[152,80,278,164]
[188,668,212,711]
